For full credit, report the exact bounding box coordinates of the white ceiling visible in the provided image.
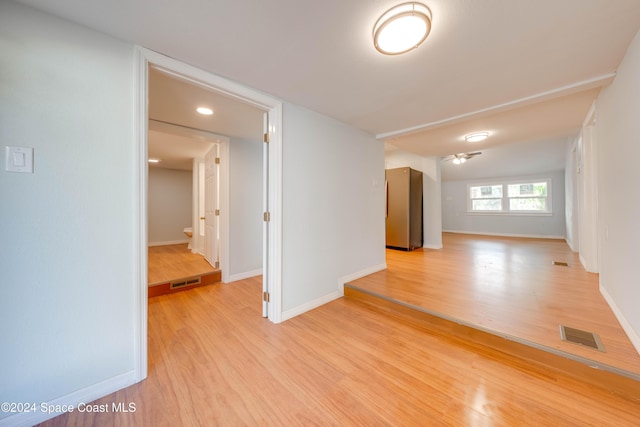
[149,67,264,142]
[148,67,264,170]
[18,0,640,179]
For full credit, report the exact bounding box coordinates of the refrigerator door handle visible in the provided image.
[385,180,388,218]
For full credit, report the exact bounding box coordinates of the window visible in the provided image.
[468,179,551,214]
[469,185,503,211]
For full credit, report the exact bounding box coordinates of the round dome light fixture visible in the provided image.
[373,2,432,55]
[196,106,214,115]
[464,132,490,143]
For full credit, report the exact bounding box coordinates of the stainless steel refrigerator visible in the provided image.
[385,167,423,250]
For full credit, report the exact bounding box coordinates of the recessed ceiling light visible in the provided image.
[464,132,489,143]
[148,158,161,163]
[373,2,432,55]
[196,107,214,115]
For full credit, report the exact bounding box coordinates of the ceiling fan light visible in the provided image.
[465,132,489,143]
[459,157,466,164]
[452,157,461,165]
[373,2,432,55]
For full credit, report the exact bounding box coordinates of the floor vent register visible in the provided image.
[560,325,605,352]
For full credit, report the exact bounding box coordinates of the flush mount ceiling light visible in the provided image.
[464,132,490,143]
[148,158,161,164]
[373,2,432,55]
[196,107,214,115]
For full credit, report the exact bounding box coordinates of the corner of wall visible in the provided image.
[600,285,640,356]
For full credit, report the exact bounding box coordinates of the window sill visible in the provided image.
[467,211,553,217]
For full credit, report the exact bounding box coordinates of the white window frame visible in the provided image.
[467,178,552,216]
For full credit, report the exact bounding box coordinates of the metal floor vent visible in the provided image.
[553,261,569,267]
[170,276,201,289]
[559,325,605,352]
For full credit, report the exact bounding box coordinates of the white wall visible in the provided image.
[564,136,580,252]
[0,4,390,423]
[385,149,443,249]
[282,103,386,317]
[148,167,192,245]
[442,171,566,238]
[228,137,263,279]
[595,29,640,351]
[0,2,136,424]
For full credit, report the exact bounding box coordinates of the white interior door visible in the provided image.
[262,113,269,317]
[204,144,219,269]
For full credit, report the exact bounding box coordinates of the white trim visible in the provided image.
[282,263,387,321]
[0,371,136,427]
[422,243,444,249]
[134,47,284,382]
[148,239,189,247]
[467,178,553,215]
[266,104,283,324]
[281,291,343,322]
[218,138,230,283]
[600,285,640,356]
[281,263,387,321]
[133,48,148,384]
[337,263,388,296]
[228,268,263,283]
[377,73,616,140]
[443,230,565,240]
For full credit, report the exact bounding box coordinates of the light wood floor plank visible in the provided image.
[349,233,640,377]
[148,243,216,285]
[38,276,640,426]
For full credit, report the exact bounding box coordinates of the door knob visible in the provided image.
[200,216,205,220]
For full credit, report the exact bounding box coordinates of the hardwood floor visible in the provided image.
[148,243,217,285]
[347,233,640,379]
[38,277,640,426]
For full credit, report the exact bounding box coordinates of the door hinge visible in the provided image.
[263,132,269,143]
[263,211,270,222]
[263,291,270,302]
[215,209,220,216]
[215,157,220,164]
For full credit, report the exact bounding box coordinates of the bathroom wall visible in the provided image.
[148,167,193,245]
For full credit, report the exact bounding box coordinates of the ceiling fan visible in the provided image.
[442,151,482,165]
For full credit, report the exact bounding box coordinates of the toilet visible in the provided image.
[183,227,193,250]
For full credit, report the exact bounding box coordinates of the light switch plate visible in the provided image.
[5,146,34,173]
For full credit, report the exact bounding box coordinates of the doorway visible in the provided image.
[146,119,226,296]
[134,47,283,382]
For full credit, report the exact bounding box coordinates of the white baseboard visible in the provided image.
[600,285,640,356]
[422,243,443,249]
[281,290,343,322]
[0,370,136,427]
[227,268,263,283]
[280,263,387,322]
[337,263,387,296]
[442,230,565,240]
[148,239,189,247]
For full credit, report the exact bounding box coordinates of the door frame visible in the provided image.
[203,142,220,269]
[134,46,283,382]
